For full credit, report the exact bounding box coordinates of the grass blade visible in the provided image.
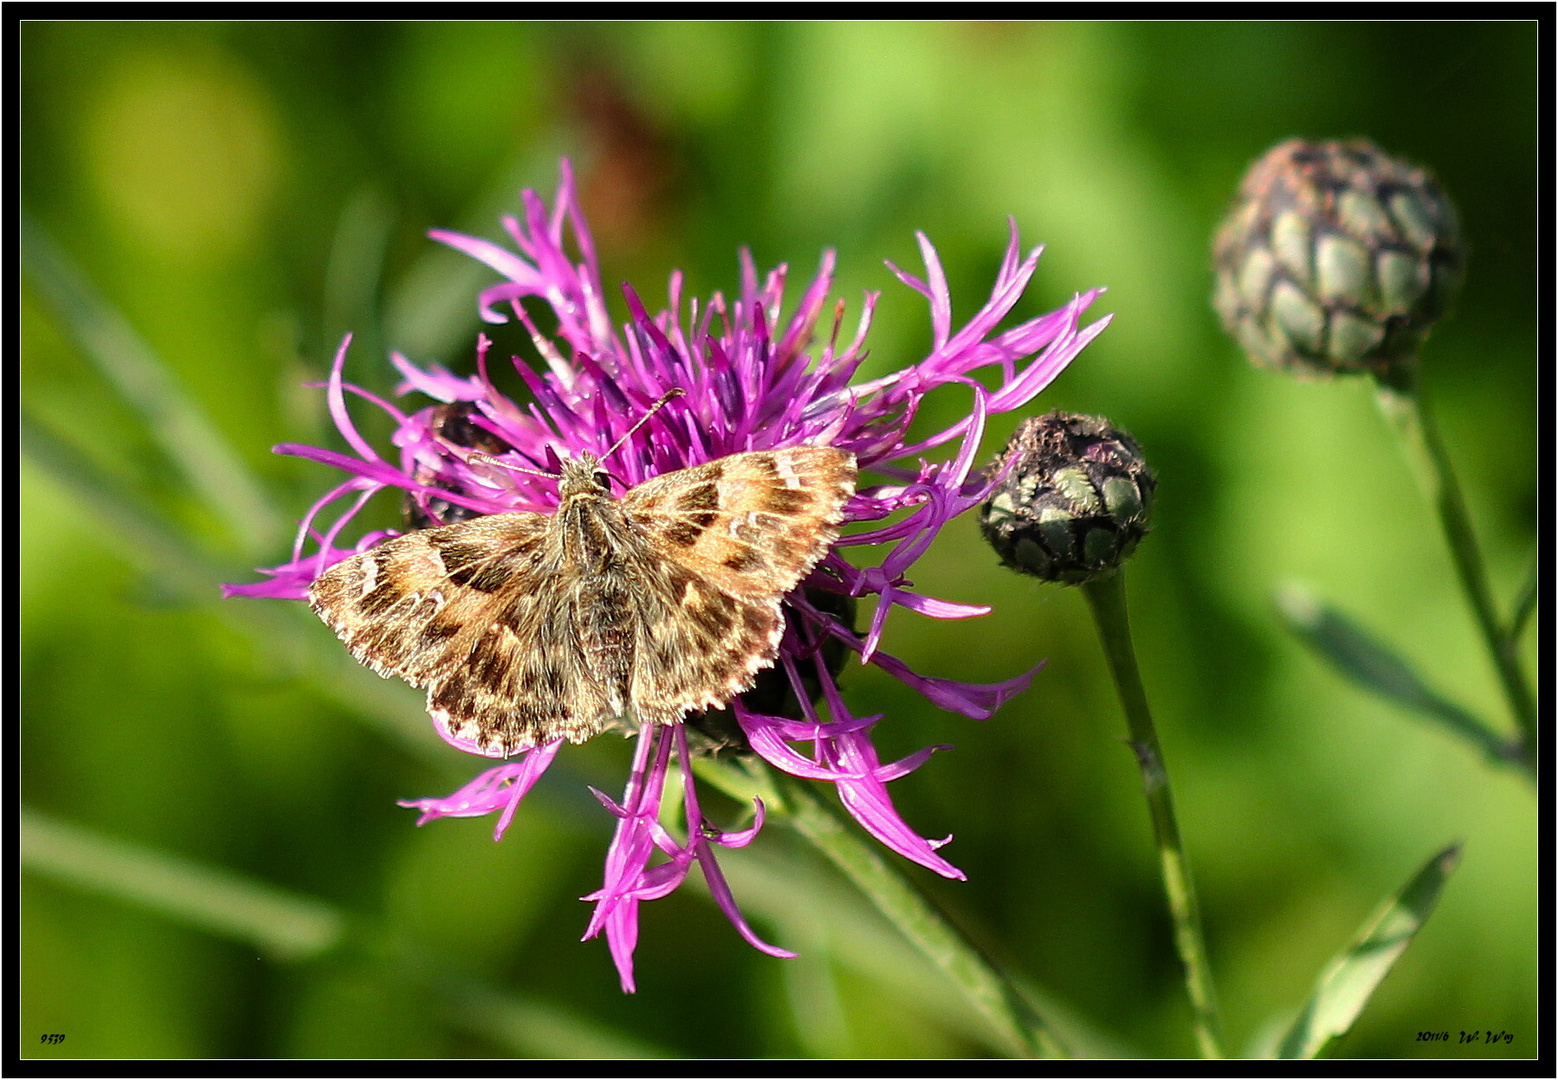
[1277,842,1463,1058]
[709,842,1133,1057]
[695,757,1068,1058]
[22,408,230,589]
[431,975,672,1058]
[1509,555,1537,640]
[384,140,569,364]
[21,809,670,1057]
[20,210,285,554]
[1275,583,1527,776]
[21,808,344,962]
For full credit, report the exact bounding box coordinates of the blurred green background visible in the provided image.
[20,21,1537,1059]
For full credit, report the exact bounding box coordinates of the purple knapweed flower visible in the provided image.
[226,161,1108,992]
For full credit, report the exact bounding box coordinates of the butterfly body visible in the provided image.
[309,447,858,757]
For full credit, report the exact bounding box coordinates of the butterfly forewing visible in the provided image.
[310,515,535,681]
[308,445,858,757]
[623,447,857,597]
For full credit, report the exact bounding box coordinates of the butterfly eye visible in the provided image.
[593,470,612,489]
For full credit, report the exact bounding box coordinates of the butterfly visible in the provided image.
[308,417,858,758]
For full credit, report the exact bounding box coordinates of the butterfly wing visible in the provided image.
[620,447,858,722]
[309,445,858,750]
[308,512,617,756]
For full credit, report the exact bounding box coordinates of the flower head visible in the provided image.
[1213,138,1463,378]
[227,161,1109,992]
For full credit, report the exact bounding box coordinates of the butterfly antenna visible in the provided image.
[602,388,686,462]
[465,390,685,478]
[465,452,557,478]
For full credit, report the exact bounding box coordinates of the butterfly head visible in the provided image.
[555,452,615,501]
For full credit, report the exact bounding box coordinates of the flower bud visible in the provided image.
[980,412,1156,585]
[1213,138,1463,378]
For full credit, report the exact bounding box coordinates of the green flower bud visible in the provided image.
[980,412,1157,585]
[1213,138,1463,378]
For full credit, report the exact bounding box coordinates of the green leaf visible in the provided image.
[1277,842,1463,1058]
[1274,583,1525,774]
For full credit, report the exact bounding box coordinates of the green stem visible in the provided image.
[1375,358,1537,766]
[1082,570,1223,1059]
[696,759,1066,1059]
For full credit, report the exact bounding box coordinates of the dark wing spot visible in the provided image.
[766,487,813,514]
[541,660,568,698]
[664,521,703,547]
[722,546,765,572]
[359,577,407,617]
[742,603,773,634]
[438,538,538,593]
[431,673,468,712]
[747,454,780,478]
[436,541,487,572]
[688,511,718,529]
[449,560,514,593]
[664,565,697,601]
[687,592,735,639]
[687,460,726,484]
[770,537,802,564]
[469,640,510,689]
[416,618,461,652]
[675,483,720,513]
[476,722,512,755]
[497,595,533,633]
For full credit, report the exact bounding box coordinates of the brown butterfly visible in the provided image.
[309,429,858,757]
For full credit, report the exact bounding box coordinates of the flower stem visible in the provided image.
[1082,570,1224,1059]
[1374,357,1537,769]
[696,758,1066,1058]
